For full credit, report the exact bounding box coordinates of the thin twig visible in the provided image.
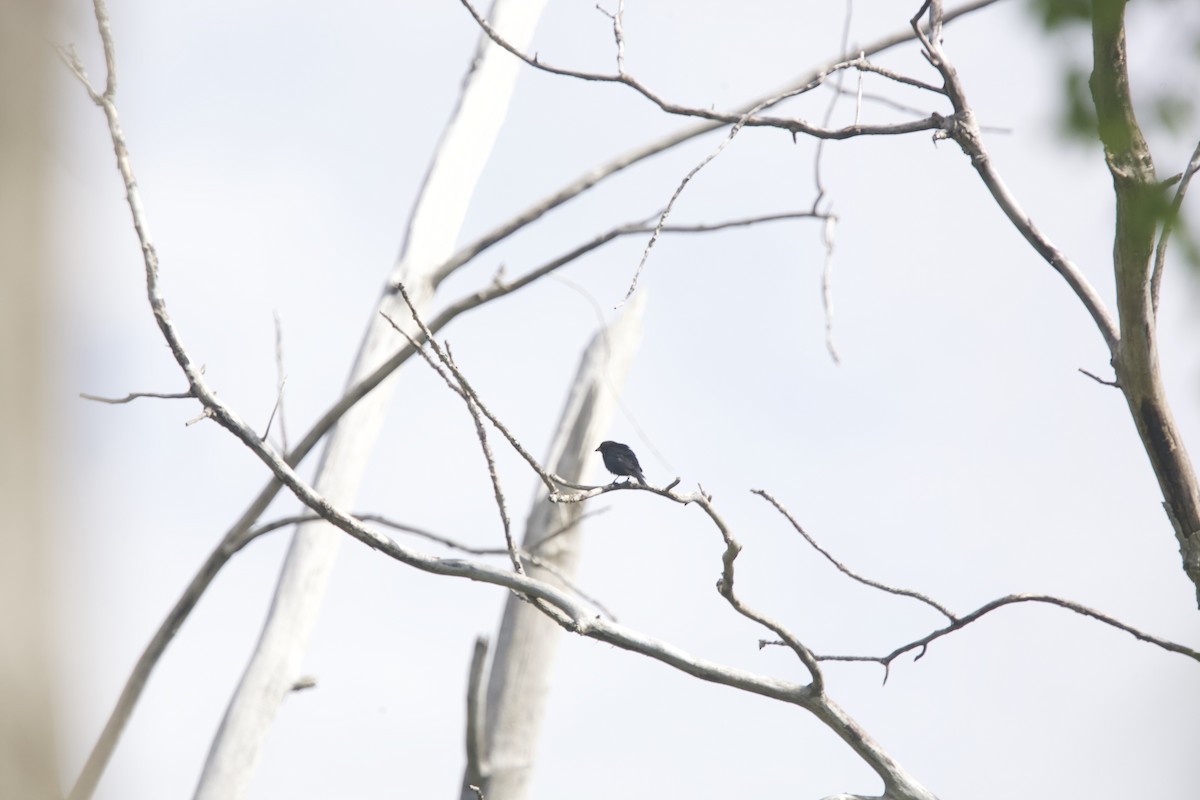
[1078,367,1120,388]
[819,215,841,364]
[618,91,829,307]
[364,512,618,620]
[243,510,617,619]
[822,82,928,117]
[380,306,520,574]
[459,0,951,142]
[261,381,285,445]
[454,344,520,573]
[1151,137,1200,317]
[529,507,610,554]
[811,593,1200,684]
[753,490,955,620]
[809,0,855,361]
[393,280,569,493]
[702,495,825,692]
[812,0,856,214]
[80,390,194,404]
[428,0,1001,292]
[854,54,865,125]
[268,310,289,451]
[595,0,626,75]
[911,0,1120,353]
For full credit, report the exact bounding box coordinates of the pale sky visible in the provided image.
[52,1,1200,798]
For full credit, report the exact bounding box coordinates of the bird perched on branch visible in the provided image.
[595,440,646,486]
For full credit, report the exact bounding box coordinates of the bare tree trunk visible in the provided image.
[195,2,551,796]
[1089,0,1200,604]
[0,1,58,797]
[461,292,646,800]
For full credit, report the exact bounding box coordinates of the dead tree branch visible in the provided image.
[813,592,1200,684]
[1151,137,1200,316]
[754,490,956,621]
[62,3,1005,797]
[79,390,194,404]
[458,0,951,141]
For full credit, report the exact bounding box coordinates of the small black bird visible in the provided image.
[595,440,646,485]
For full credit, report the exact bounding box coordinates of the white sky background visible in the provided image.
[50,1,1200,798]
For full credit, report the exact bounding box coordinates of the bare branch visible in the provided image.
[753,490,955,620]
[378,312,462,396]
[79,390,193,404]
[429,0,1001,292]
[656,211,827,232]
[595,0,626,75]
[243,510,619,620]
[399,305,818,680]
[809,0,853,361]
[813,593,1200,682]
[853,58,945,96]
[529,507,610,554]
[619,92,823,307]
[551,479,825,688]
[65,208,810,800]
[381,303,521,574]
[394,280,576,494]
[260,381,286,445]
[1078,367,1120,388]
[55,44,102,103]
[1151,137,1200,316]
[820,215,841,364]
[708,495,825,691]
[1087,0,1200,602]
[811,1,855,214]
[822,82,930,117]
[454,351,520,574]
[462,637,490,794]
[68,22,935,783]
[911,0,1120,354]
[458,0,951,141]
[268,310,289,451]
[64,4,1003,794]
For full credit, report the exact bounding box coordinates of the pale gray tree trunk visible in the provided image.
[461,292,646,800]
[0,2,58,798]
[195,2,551,797]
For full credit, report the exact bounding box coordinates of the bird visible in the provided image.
[595,440,647,486]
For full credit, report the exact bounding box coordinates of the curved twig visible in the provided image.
[911,0,1120,352]
[813,593,1200,684]
[753,490,956,621]
[1151,137,1200,316]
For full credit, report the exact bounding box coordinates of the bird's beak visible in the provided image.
[593,446,600,452]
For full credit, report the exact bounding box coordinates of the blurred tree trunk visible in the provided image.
[0,1,58,798]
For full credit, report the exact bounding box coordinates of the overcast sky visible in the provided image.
[51,1,1200,798]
